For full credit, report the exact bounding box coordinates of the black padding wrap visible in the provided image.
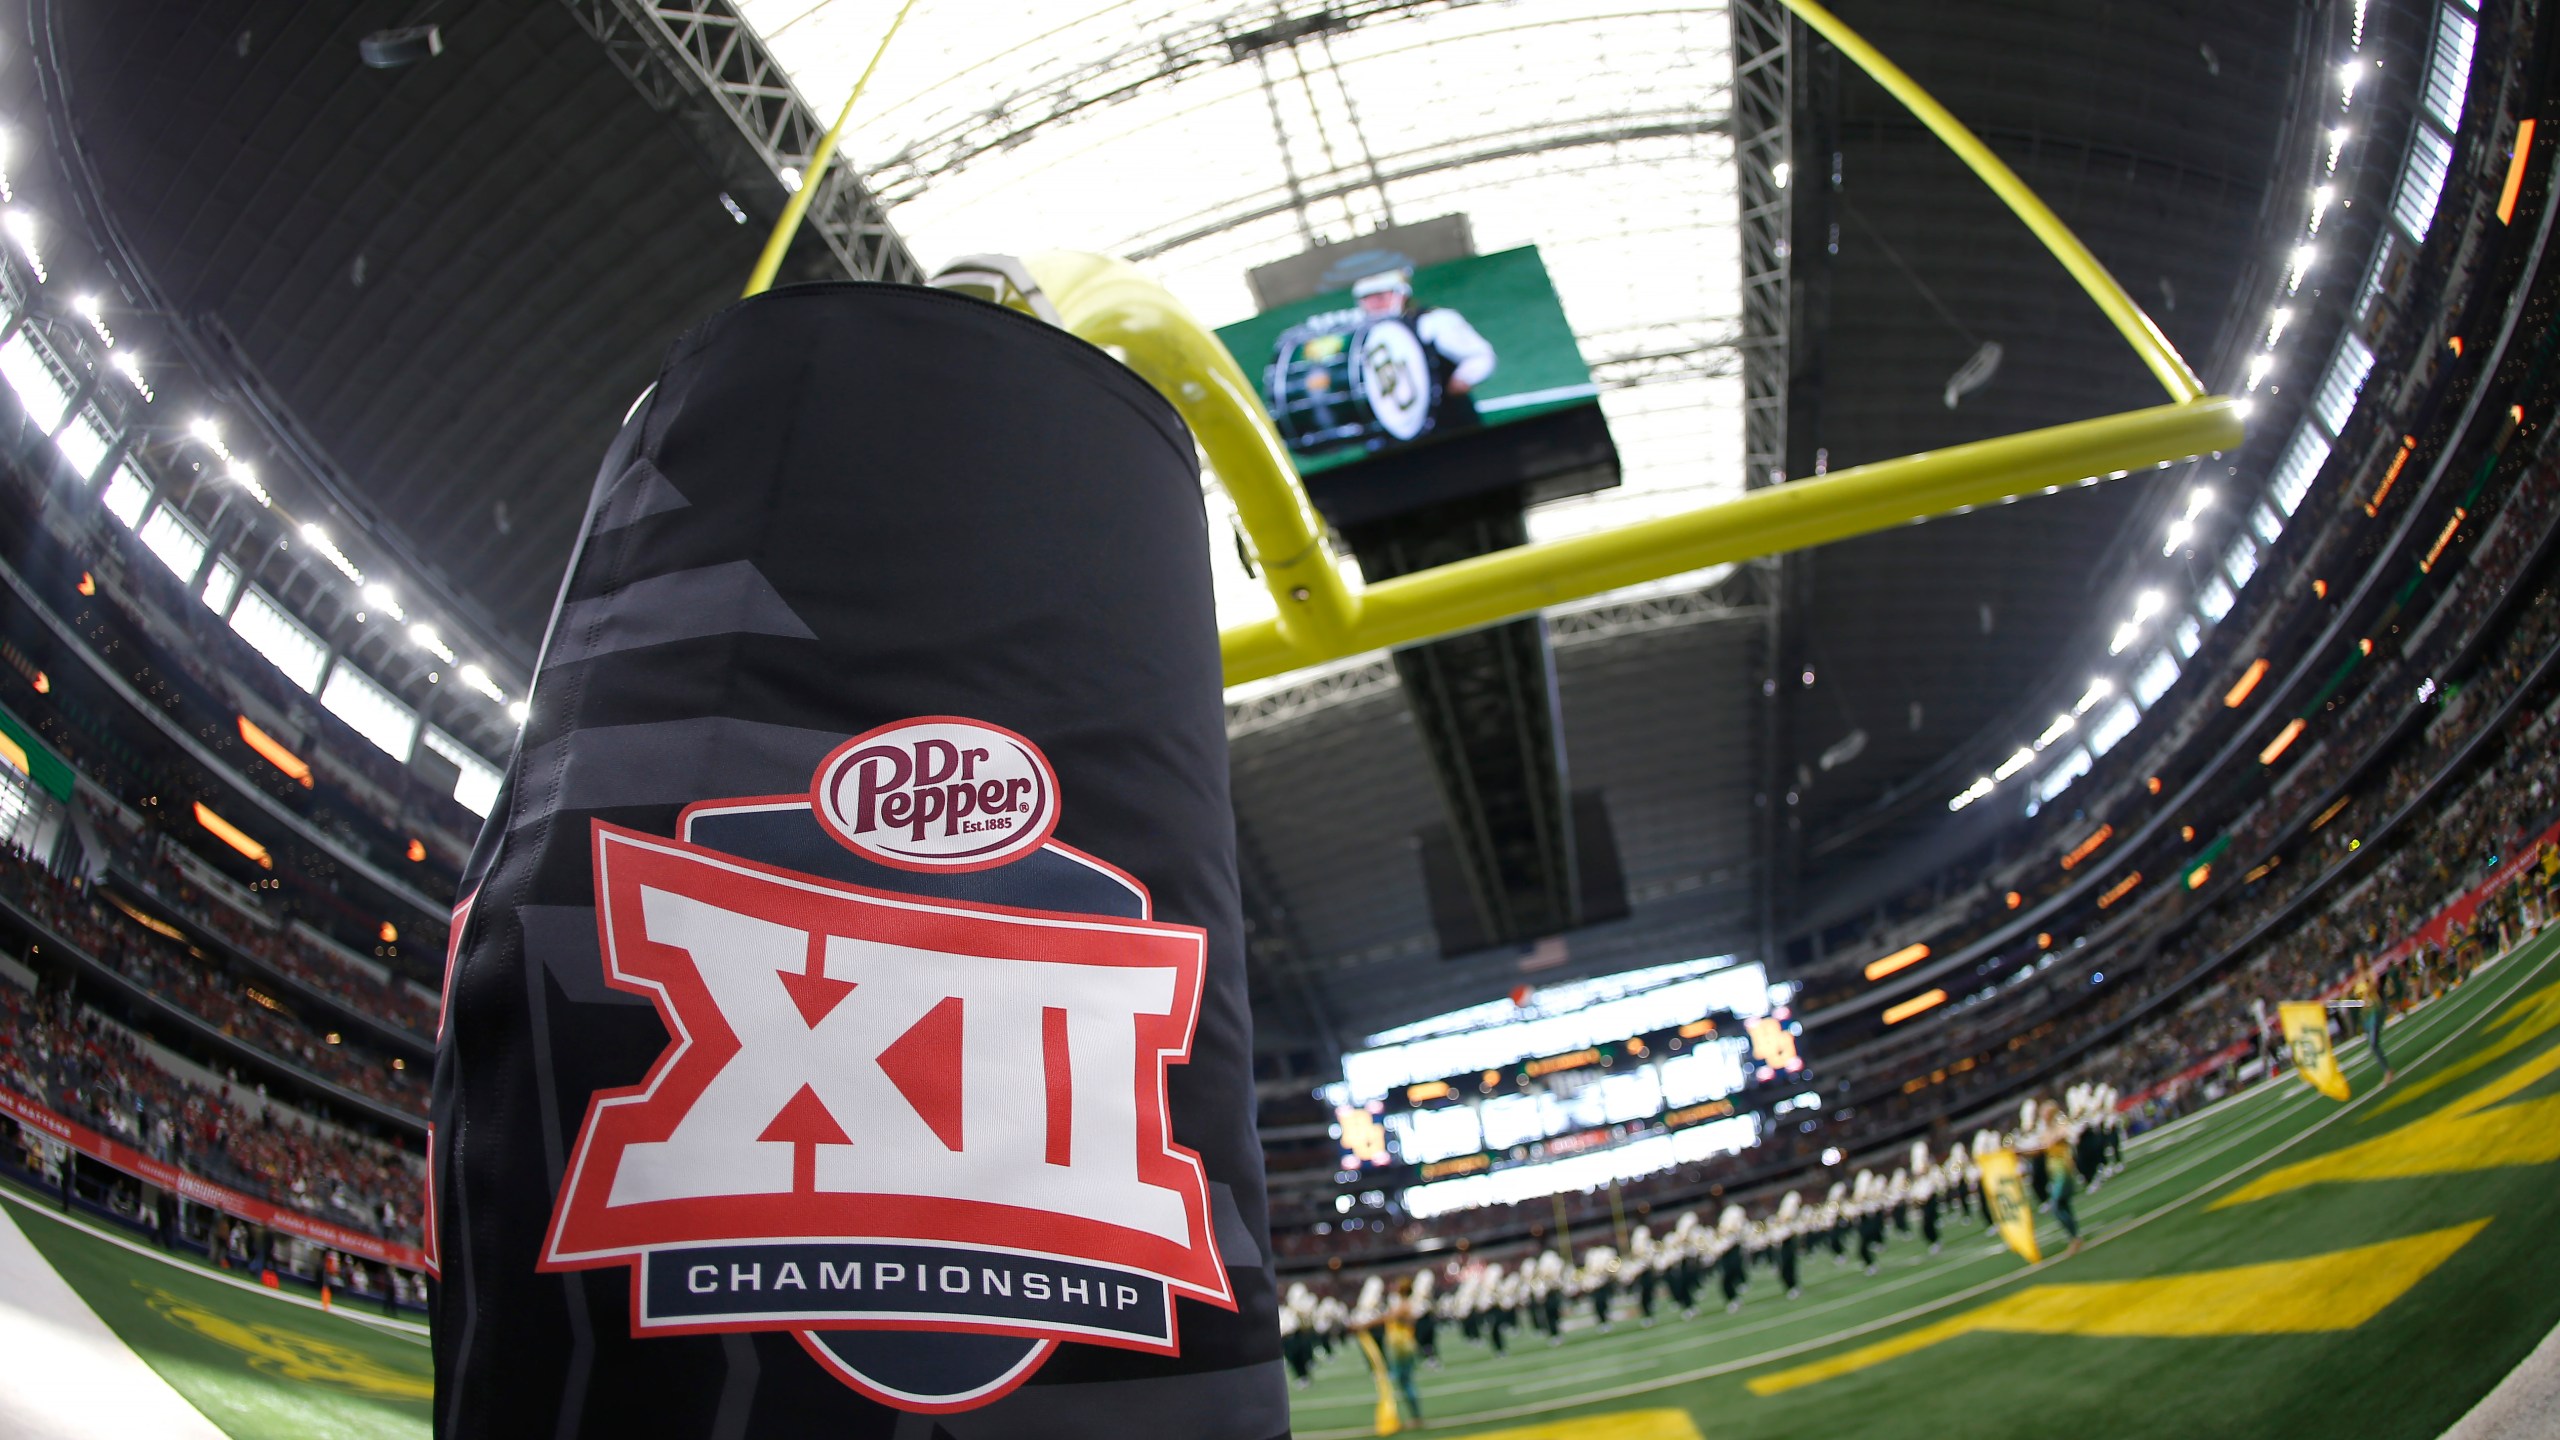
[430,284,1282,1438]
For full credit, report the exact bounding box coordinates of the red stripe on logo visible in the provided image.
[1042,1005,1072,1167]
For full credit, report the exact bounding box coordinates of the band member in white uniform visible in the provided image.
[1352,270,1498,434]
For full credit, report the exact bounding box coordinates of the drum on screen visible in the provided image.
[1266,315,1436,454]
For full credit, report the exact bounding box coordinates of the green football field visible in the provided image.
[1288,923,2560,1440]
[5,923,2556,1440]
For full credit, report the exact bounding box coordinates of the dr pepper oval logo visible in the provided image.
[813,717,1060,872]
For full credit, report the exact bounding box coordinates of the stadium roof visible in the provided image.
[45,0,2312,1058]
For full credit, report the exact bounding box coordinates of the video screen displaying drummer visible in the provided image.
[1350,269,1497,437]
[1263,267,1499,463]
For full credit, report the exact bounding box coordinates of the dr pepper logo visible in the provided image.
[814,717,1060,871]
[540,718,1231,1413]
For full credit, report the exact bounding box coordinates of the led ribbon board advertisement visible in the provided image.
[1215,245,1608,521]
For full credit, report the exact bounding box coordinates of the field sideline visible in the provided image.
[0,924,2552,1439]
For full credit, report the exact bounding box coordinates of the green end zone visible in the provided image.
[1289,924,2560,1439]
[2,926,2553,1439]
[0,1193,430,1440]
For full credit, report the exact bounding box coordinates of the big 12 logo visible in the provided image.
[540,717,1233,1411]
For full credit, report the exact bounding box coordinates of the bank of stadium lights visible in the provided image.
[1771,160,1792,190]
[2107,590,2166,655]
[360,583,406,621]
[109,351,151,402]
[408,623,457,664]
[298,523,364,585]
[2035,713,2075,750]
[71,294,111,348]
[3,210,43,283]
[2286,245,2318,295]
[2163,487,2214,555]
[457,663,504,704]
[507,699,529,725]
[1958,17,2377,824]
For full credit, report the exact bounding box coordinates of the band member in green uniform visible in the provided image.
[2033,1100,2085,1258]
[2353,955,2398,1086]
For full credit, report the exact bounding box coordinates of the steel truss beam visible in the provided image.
[1223,585,1764,737]
[1730,0,1792,492]
[1123,113,1730,261]
[863,0,1487,207]
[560,0,922,283]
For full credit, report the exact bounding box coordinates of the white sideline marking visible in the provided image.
[0,1189,428,1342]
[0,1201,229,1440]
[2438,1314,2560,1440]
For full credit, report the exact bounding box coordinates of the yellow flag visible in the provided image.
[1977,1147,2041,1264]
[1354,1327,1402,1435]
[2281,1001,2352,1101]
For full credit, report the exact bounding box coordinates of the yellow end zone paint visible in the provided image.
[1745,1221,2487,1395]
[1446,1409,1706,1440]
[135,1283,432,1401]
[2371,971,2560,1116]
[2215,1008,2560,1209]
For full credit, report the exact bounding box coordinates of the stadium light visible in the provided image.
[3,209,44,282]
[2073,678,2113,714]
[409,623,457,663]
[1993,746,2034,780]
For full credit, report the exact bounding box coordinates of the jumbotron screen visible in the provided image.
[1214,244,1601,478]
[1323,960,1808,1214]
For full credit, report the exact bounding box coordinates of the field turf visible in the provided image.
[4,923,2555,1439]
[1288,924,2560,1438]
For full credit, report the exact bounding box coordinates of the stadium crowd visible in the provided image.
[0,980,423,1245]
[0,853,425,1109]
